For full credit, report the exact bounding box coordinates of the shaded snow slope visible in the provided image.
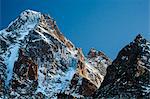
[0,10,108,99]
[0,10,41,87]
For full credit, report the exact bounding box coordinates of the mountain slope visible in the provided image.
[1,9,149,99]
[0,10,111,98]
[94,34,150,98]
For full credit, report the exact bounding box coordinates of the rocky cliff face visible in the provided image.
[0,10,111,98]
[94,34,150,98]
[0,10,149,99]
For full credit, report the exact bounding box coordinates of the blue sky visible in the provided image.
[0,0,149,59]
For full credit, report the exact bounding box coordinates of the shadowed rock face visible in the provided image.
[10,48,38,96]
[0,36,7,96]
[0,10,110,98]
[0,9,149,99]
[58,48,111,98]
[87,48,112,76]
[94,34,150,98]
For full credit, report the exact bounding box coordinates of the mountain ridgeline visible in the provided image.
[0,10,149,99]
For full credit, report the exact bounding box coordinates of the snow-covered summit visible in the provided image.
[1,9,147,99]
[6,10,40,32]
[0,10,109,99]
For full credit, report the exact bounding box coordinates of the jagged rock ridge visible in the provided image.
[0,9,149,99]
[0,10,111,98]
[94,34,150,98]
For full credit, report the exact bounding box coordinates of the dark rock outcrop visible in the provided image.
[0,9,149,99]
[94,34,150,98]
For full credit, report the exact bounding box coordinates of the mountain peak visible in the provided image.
[134,34,145,43]
[88,48,106,58]
[6,10,41,33]
[0,9,149,99]
[22,9,40,14]
[87,48,111,62]
[0,10,107,98]
[19,9,41,21]
[94,34,150,98]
